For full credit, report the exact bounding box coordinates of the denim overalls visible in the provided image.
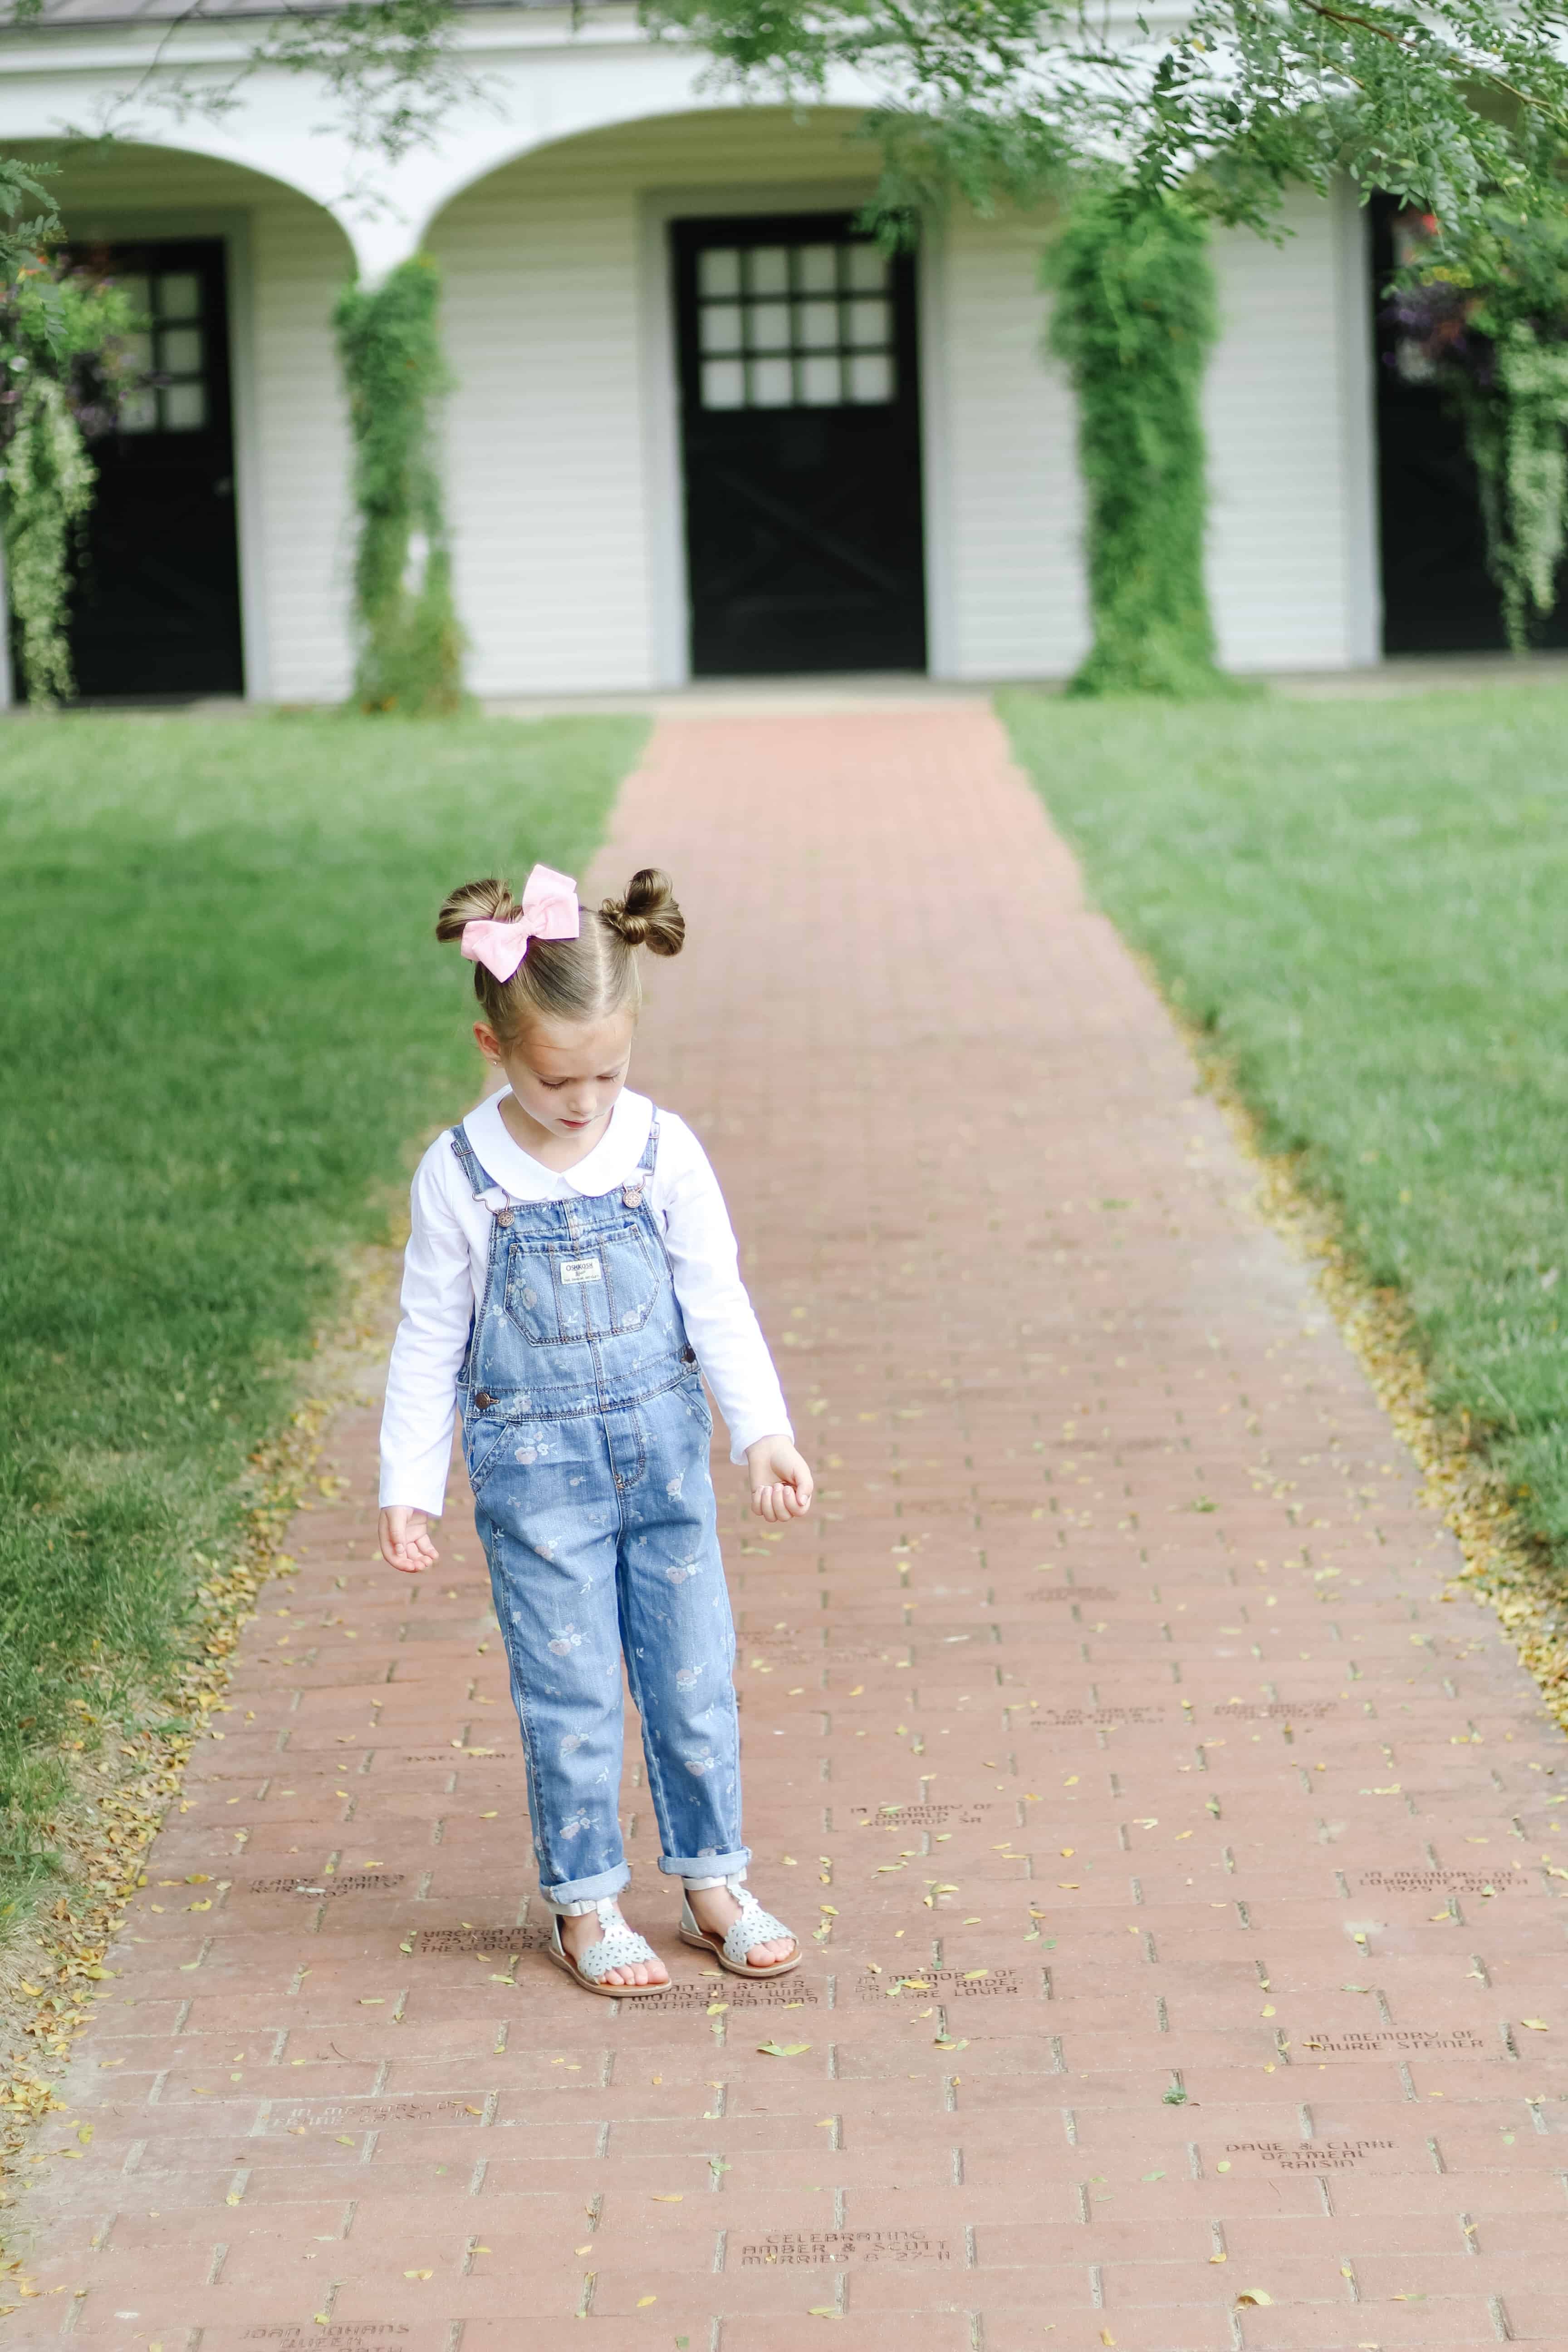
[451,1114,748,1910]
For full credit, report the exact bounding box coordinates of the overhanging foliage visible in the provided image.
[644,0,1568,244]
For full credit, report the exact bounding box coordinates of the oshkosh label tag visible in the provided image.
[560,1255,604,1284]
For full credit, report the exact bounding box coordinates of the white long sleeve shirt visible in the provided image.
[379,1087,792,1515]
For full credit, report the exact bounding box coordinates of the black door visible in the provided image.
[59,239,244,700]
[672,213,926,676]
[1371,198,1568,654]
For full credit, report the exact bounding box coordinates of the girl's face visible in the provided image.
[475,1007,635,1145]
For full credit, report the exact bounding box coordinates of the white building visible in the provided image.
[0,2,1507,704]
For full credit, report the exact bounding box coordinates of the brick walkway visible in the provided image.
[22,709,1568,2350]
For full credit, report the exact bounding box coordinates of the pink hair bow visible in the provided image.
[461,863,581,982]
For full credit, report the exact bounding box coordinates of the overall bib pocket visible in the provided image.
[504,1220,662,1346]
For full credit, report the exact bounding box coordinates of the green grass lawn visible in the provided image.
[0,711,640,1918]
[1000,682,1568,1556]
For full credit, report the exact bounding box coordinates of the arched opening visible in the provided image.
[424,107,929,690]
[9,140,355,702]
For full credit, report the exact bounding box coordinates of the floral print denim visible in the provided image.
[451,1116,747,1909]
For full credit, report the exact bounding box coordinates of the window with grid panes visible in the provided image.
[696,239,896,412]
[115,269,208,434]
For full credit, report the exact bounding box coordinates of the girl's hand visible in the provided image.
[380,1506,439,1574]
[746,1436,813,1522]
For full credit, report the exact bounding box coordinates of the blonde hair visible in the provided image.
[436,867,685,1041]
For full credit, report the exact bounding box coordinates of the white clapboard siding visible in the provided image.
[246,200,357,699]
[1205,183,1377,671]
[936,202,1088,681]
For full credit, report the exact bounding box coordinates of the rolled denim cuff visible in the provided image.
[541,1860,632,1910]
[657,1845,750,1880]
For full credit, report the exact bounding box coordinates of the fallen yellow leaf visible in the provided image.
[637,2296,657,2308]
[403,2269,433,2281]
[1522,2018,1550,2031]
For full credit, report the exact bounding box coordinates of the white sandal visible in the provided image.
[679,1874,801,1979]
[547,1898,668,1998]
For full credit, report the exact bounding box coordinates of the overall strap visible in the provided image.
[621,1112,661,1207]
[449,1124,513,1220]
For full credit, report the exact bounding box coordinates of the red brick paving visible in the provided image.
[17,707,1568,2349]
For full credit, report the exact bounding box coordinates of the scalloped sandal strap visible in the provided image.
[681,1875,798,1969]
[551,1899,662,1990]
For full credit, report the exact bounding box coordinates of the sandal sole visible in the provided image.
[678,1926,803,1979]
[546,1942,670,1998]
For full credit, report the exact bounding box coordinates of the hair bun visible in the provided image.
[601,868,684,959]
[435,877,516,943]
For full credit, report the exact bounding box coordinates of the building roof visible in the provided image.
[12,0,600,28]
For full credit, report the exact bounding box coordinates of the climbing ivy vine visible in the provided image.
[0,260,139,706]
[334,254,464,716]
[1046,185,1225,697]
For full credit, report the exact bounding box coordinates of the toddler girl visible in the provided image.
[377,862,812,1994]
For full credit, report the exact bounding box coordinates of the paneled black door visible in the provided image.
[672,213,927,676]
[1371,198,1568,653]
[60,239,245,700]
